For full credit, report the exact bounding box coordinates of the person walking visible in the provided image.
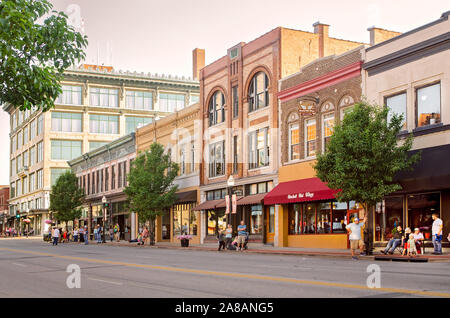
[73,227,79,243]
[52,227,60,246]
[109,226,114,242]
[114,224,120,242]
[346,216,366,260]
[217,230,226,251]
[225,224,233,250]
[83,225,89,245]
[237,220,247,251]
[142,226,149,245]
[97,224,103,244]
[432,213,443,255]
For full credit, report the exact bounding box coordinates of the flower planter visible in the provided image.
[181,238,189,247]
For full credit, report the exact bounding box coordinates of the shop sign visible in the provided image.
[232,194,237,214]
[287,192,315,200]
[298,99,317,116]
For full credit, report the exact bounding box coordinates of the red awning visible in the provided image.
[192,199,225,211]
[238,193,266,206]
[264,177,339,205]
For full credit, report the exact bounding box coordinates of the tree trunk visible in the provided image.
[149,218,155,246]
[363,203,374,255]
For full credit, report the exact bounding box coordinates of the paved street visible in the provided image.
[0,239,449,298]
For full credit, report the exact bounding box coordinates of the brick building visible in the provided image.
[194,23,368,243]
[0,186,9,233]
[265,47,365,249]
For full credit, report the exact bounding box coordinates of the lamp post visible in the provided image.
[102,196,107,243]
[227,175,235,227]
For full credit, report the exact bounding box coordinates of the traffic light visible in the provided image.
[103,202,109,208]
[16,214,20,219]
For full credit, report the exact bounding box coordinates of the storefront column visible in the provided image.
[200,211,205,244]
[274,204,288,247]
[131,212,136,240]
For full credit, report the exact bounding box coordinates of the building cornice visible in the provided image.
[278,61,362,102]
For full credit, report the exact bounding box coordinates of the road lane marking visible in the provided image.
[12,263,27,267]
[88,277,123,286]
[1,247,449,298]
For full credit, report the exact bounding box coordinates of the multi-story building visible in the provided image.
[69,133,137,241]
[194,23,368,243]
[266,46,366,249]
[363,11,450,245]
[136,102,202,244]
[0,186,9,233]
[4,64,200,235]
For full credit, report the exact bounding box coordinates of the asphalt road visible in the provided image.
[0,239,449,298]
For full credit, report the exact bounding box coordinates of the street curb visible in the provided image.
[99,242,450,262]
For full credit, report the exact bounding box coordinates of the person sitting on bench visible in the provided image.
[381,226,404,255]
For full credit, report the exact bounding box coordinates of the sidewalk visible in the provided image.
[100,240,450,262]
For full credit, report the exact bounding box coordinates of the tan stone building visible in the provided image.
[194,23,368,244]
[4,65,199,235]
[363,11,450,245]
[136,103,202,244]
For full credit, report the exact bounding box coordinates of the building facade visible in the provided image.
[136,103,202,244]
[69,132,137,240]
[266,47,366,249]
[4,65,200,235]
[0,186,9,233]
[363,11,450,245]
[195,23,366,243]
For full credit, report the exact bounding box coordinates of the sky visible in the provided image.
[0,0,448,185]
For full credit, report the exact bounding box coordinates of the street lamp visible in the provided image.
[227,175,235,226]
[102,196,107,243]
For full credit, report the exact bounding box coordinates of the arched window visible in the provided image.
[208,91,225,126]
[248,72,269,112]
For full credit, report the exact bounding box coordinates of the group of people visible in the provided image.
[346,213,446,259]
[217,221,249,252]
[2,227,18,237]
[381,213,445,255]
[50,226,89,246]
[49,223,121,246]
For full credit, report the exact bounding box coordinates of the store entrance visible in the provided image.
[265,206,275,244]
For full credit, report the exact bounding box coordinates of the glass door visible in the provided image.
[265,206,275,244]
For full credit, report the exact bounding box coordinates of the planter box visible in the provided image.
[180,239,190,247]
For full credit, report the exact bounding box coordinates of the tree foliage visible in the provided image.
[0,0,88,112]
[50,170,85,224]
[314,101,420,211]
[124,143,179,245]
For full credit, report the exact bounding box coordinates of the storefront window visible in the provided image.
[332,202,347,233]
[303,204,315,234]
[407,192,440,239]
[162,211,170,240]
[207,209,226,236]
[173,203,196,236]
[383,196,403,240]
[317,203,331,234]
[250,205,263,234]
[288,204,301,234]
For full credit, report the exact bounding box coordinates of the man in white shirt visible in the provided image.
[52,227,60,246]
[431,213,443,255]
[346,217,366,260]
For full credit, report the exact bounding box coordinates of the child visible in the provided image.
[217,230,226,251]
[407,234,417,257]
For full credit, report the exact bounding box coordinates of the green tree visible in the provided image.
[314,101,420,243]
[50,170,85,227]
[0,0,88,112]
[124,143,179,245]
